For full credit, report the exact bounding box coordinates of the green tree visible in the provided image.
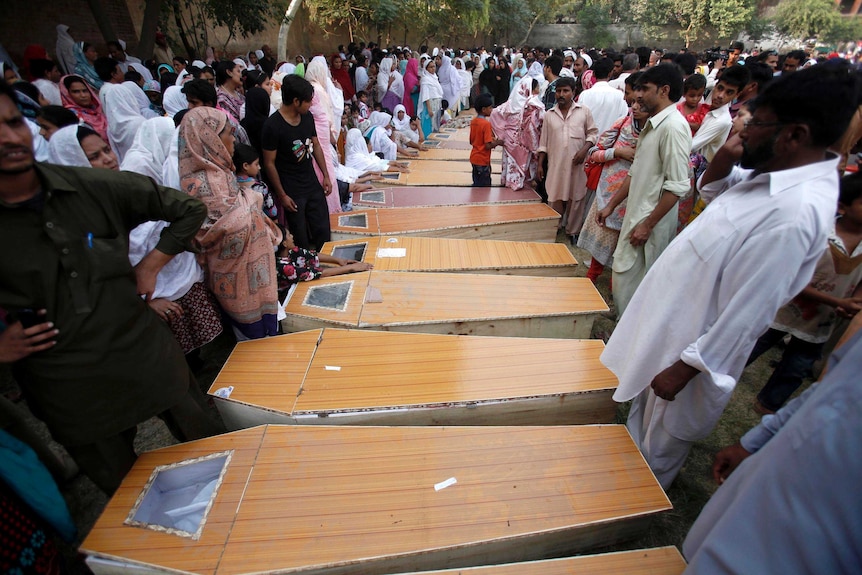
[163,0,286,59]
[577,4,615,48]
[773,0,846,40]
[630,0,756,48]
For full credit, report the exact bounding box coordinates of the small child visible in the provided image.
[677,74,710,135]
[233,144,277,220]
[356,91,370,120]
[469,93,502,187]
[276,229,373,294]
[439,99,453,126]
[744,172,862,413]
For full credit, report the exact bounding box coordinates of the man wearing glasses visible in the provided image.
[600,62,860,490]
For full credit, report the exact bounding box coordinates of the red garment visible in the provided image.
[469,116,494,165]
[22,45,49,81]
[330,54,355,100]
[58,74,109,143]
[677,102,711,135]
[402,58,420,116]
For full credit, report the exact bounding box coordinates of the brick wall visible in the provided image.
[1,0,138,70]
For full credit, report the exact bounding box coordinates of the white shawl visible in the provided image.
[305,56,344,130]
[419,60,443,105]
[366,111,397,160]
[100,82,147,162]
[47,125,90,167]
[345,128,389,172]
[120,116,175,183]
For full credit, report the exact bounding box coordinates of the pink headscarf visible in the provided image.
[59,74,109,143]
[489,76,545,190]
[402,58,420,116]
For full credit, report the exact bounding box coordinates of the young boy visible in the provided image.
[745,172,862,413]
[469,93,502,187]
[261,74,333,250]
[356,90,370,120]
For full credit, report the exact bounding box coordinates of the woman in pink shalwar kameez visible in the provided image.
[489,76,545,190]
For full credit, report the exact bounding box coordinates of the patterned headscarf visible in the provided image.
[178,107,236,230]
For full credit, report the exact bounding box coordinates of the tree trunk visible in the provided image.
[173,3,197,60]
[278,0,305,62]
[139,0,162,61]
[518,12,544,47]
[85,0,119,44]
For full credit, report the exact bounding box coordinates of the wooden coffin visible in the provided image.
[420,138,472,151]
[82,425,671,575]
[398,159,500,174]
[279,271,608,339]
[330,204,560,243]
[321,236,578,276]
[400,547,687,575]
[206,328,617,430]
[372,168,474,187]
[414,147,502,161]
[351,186,539,209]
[429,126,471,142]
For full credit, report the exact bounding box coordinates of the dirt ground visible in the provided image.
[1,230,807,570]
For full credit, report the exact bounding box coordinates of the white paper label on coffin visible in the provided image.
[434,477,457,491]
[376,248,407,258]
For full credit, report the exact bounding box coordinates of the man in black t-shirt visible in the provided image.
[262,75,333,250]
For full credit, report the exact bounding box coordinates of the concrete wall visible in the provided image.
[526,23,734,52]
[1,0,139,71]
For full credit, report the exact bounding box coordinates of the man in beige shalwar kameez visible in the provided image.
[537,76,597,237]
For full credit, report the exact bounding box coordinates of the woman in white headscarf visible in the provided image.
[247,50,264,73]
[344,128,408,174]
[99,81,149,162]
[437,55,461,116]
[455,58,473,111]
[302,55,343,214]
[162,85,188,118]
[120,116,175,182]
[419,57,443,135]
[364,111,398,160]
[377,57,404,113]
[510,55,528,90]
[55,25,77,76]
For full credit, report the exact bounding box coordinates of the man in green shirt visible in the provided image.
[0,82,223,494]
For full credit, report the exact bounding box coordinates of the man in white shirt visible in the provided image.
[596,64,692,317]
[578,57,630,136]
[600,63,860,490]
[609,53,639,92]
[691,65,750,163]
[30,59,62,106]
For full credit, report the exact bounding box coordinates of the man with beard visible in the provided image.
[599,62,860,490]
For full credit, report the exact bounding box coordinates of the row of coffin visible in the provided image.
[80,138,684,574]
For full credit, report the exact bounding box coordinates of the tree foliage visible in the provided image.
[773,0,851,40]
[630,0,755,47]
[163,0,285,59]
[577,4,615,48]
